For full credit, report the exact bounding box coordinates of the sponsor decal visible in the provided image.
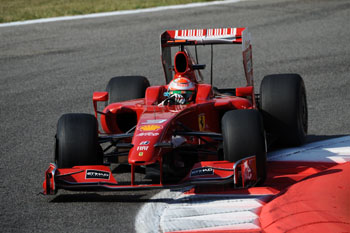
[190,167,214,177]
[141,119,166,124]
[175,28,238,39]
[139,141,150,145]
[207,28,236,37]
[137,146,149,151]
[138,152,143,157]
[198,114,205,131]
[136,132,159,137]
[85,170,110,180]
[175,29,205,38]
[139,125,162,131]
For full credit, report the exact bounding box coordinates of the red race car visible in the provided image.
[43,28,308,195]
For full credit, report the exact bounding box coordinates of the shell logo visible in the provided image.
[139,125,162,131]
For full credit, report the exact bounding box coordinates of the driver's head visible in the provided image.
[168,77,196,103]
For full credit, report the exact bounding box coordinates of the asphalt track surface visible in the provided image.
[0,0,349,232]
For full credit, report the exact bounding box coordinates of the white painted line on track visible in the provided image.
[135,188,192,233]
[268,135,350,163]
[0,0,244,28]
[136,191,269,233]
[160,194,268,232]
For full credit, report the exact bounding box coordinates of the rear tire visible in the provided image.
[55,113,102,168]
[260,74,308,146]
[221,110,267,183]
[106,76,150,104]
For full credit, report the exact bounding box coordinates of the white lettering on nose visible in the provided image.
[137,146,149,151]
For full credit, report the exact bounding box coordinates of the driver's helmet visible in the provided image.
[168,77,196,103]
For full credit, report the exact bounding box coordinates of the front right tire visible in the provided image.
[55,113,102,168]
[221,110,267,184]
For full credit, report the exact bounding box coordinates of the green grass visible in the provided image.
[0,0,217,23]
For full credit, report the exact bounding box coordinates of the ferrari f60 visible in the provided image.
[43,28,308,194]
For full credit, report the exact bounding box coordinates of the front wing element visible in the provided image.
[42,156,258,195]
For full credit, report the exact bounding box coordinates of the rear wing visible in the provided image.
[161,28,245,46]
[160,27,253,86]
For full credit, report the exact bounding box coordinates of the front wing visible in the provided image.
[43,156,258,195]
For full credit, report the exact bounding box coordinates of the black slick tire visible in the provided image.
[55,113,102,168]
[260,74,308,146]
[106,76,150,104]
[221,110,267,184]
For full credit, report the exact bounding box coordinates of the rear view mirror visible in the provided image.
[93,92,109,102]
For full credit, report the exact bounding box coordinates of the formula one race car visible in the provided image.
[43,28,308,194]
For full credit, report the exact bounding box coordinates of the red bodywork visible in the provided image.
[43,27,259,194]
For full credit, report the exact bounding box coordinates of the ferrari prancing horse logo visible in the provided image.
[198,114,205,131]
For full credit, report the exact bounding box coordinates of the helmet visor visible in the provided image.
[170,90,194,100]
